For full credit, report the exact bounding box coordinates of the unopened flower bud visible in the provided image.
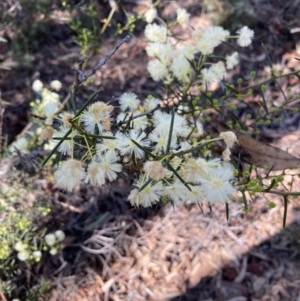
[41,126,54,140]
[45,233,56,246]
[55,230,65,242]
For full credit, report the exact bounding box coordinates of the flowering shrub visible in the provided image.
[32,7,300,214]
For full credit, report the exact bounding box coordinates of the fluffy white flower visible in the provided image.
[196,37,215,55]
[127,189,142,207]
[45,233,56,246]
[144,7,157,23]
[119,92,140,111]
[191,30,203,42]
[179,157,222,183]
[55,230,66,242]
[179,158,202,183]
[146,43,173,63]
[146,43,161,57]
[236,26,254,47]
[201,166,236,204]
[226,52,239,69]
[50,248,58,255]
[14,241,26,252]
[164,179,189,204]
[131,113,148,131]
[144,97,160,110]
[201,68,215,86]
[85,161,105,186]
[17,249,30,261]
[145,23,167,43]
[98,152,122,182]
[116,112,129,123]
[42,90,60,104]
[96,134,118,157]
[175,44,195,60]
[115,130,150,159]
[171,55,191,83]
[196,158,221,171]
[186,185,205,203]
[147,59,169,81]
[210,61,226,81]
[128,177,164,207]
[81,101,114,134]
[50,80,62,91]
[176,8,190,28]
[32,250,42,261]
[44,100,59,125]
[32,79,43,93]
[54,159,86,191]
[44,101,59,117]
[149,129,177,154]
[196,26,229,54]
[152,111,189,138]
[203,26,230,47]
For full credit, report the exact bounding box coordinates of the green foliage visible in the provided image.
[62,0,101,54]
[62,0,143,55]
[0,170,52,299]
[1,0,59,61]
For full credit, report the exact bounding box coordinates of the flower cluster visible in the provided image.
[44,230,66,255]
[12,230,66,261]
[145,9,254,85]
[14,241,42,262]
[129,158,236,207]
[45,88,237,205]
[35,9,256,209]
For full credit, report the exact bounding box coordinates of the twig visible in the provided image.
[80,242,122,258]
[72,55,87,103]
[52,259,68,276]
[71,35,131,86]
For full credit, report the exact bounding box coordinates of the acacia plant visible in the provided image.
[34,7,300,227]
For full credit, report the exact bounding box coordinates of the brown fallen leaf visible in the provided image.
[210,122,300,170]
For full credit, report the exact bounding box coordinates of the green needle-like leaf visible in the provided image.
[259,88,269,115]
[41,128,72,167]
[226,203,229,221]
[166,162,191,192]
[166,108,175,153]
[261,43,273,68]
[69,88,77,113]
[138,177,152,192]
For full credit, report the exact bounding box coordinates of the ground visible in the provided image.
[1,0,300,300]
